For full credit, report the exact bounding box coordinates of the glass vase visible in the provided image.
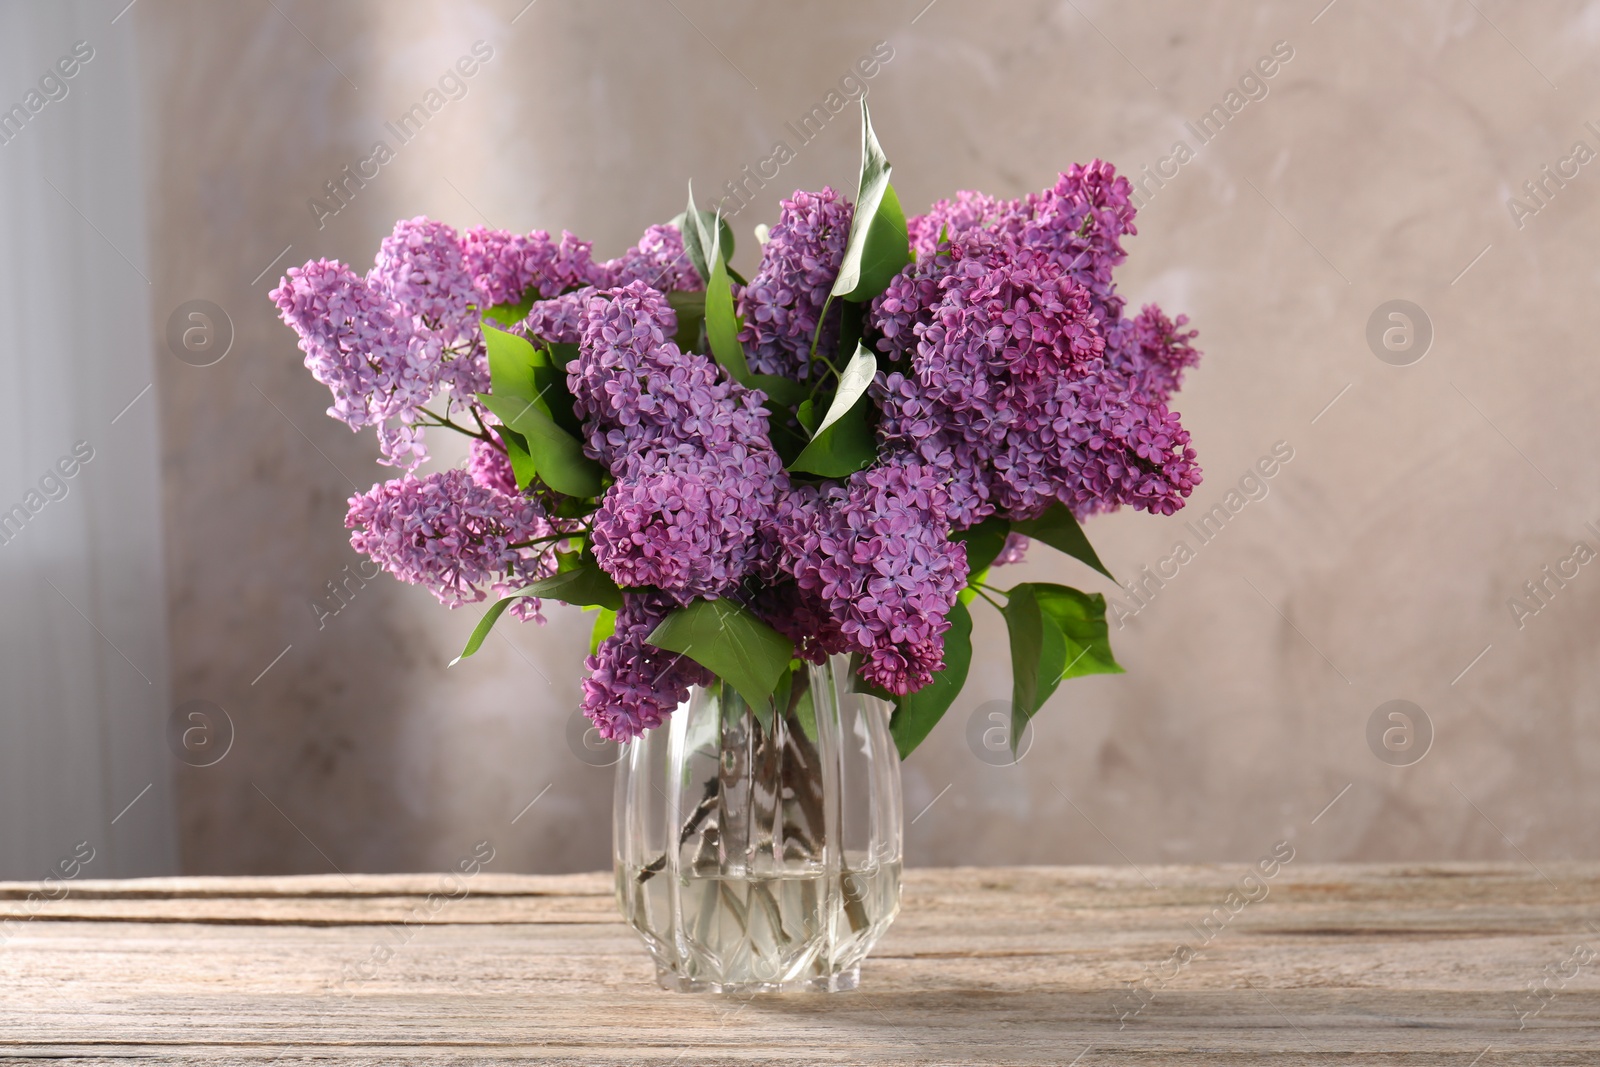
[613,654,903,993]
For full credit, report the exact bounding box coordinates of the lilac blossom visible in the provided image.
[270,258,436,469]
[872,228,1200,523]
[906,189,1014,259]
[906,161,1138,324]
[591,444,782,603]
[736,187,853,377]
[572,282,787,603]
[569,282,777,472]
[993,532,1029,567]
[346,468,556,622]
[522,288,595,345]
[599,224,700,292]
[370,217,490,405]
[1104,303,1201,406]
[462,226,601,306]
[583,591,712,741]
[780,454,969,695]
[468,435,519,497]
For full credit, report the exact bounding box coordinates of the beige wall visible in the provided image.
[139,0,1600,874]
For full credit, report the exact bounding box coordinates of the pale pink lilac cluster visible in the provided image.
[270,257,435,469]
[461,226,598,305]
[467,435,519,497]
[601,224,701,292]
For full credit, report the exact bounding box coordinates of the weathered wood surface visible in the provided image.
[1,864,1597,1064]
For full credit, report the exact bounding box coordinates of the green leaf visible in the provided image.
[1030,583,1123,682]
[836,301,865,368]
[1003,584,1069,754]
[666,289,706,353]
[958,567,988,606]
[588,606,617,656]
[483,322,540,401]
[890,599,972,759]
[673,190,736,287]
[767,417,809,467]
[851,184,912,301]
[832,101,912,303]
[810,343,875,439]
[645,598,795,711]
[787,343,879,477]
[704,220,752,383]
[749,374,808,407]
[786,390,876,477]
[477,392,604,499]
[796,398,822,435]
[495,425,540,491]
[552,494,598,520]
[483,324,584,438]
[517,561,623,611]
[483,294,535,328]
[529,361,583,437]
[772,665,795,721]
[451,591,539,665]
[954,516,1009,577]
[1011,503,1115,582]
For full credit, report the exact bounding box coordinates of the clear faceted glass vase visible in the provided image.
[613,654,903,993]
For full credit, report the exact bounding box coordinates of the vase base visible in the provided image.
[654,964,861,994]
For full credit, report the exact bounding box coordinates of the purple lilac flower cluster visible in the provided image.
[569,282,790,735]
[274,219,701,469]
[736,187,853,378]
[779,456,969,694]
[277,157,1202,744]
[874,166,1201,523]
[275,218,698,633]
[346,468,556,622]
[582,591,712,740]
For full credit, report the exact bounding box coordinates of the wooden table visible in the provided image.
[2,864,1597,1064]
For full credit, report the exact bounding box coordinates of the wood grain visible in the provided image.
[1,864,1596,1064]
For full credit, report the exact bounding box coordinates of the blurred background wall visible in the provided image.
[0,2,176,881]
[4,0,1597,878]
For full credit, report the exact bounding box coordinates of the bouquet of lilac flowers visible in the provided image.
[272,105,1201,756]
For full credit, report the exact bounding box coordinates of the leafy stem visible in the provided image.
[971,585,1007,612]
[417,405,492,442]
[507,529,588,550]
[469,405,496,444]
[806,295,841,381]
